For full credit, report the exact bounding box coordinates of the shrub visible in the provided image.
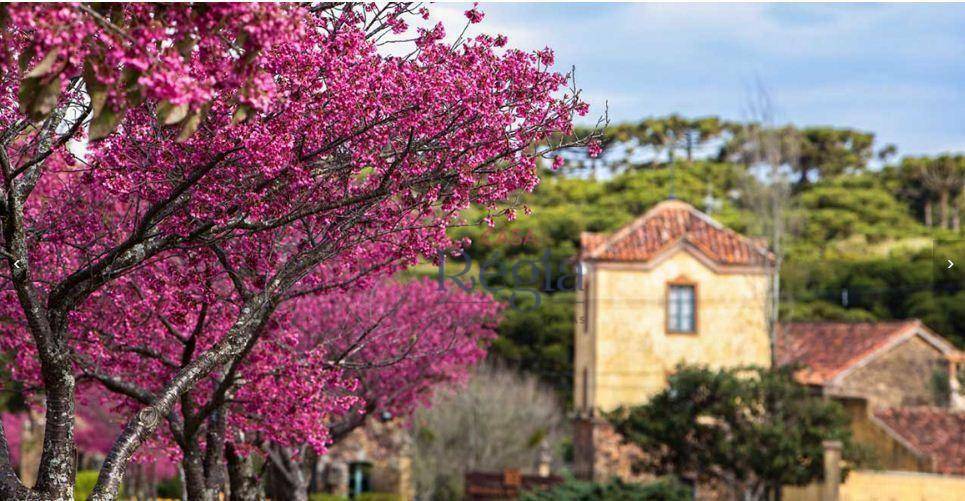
[520,477,690,501]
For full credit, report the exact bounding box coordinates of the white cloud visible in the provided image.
[410,3,964,156]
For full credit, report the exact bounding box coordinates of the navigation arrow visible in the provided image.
[949,260,955,269]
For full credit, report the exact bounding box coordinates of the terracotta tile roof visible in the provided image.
[874,407,965,475]
[580,199,772,267]
[580,232,608,257]
[776,320,922,386]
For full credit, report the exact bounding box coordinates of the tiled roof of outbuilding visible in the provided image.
[776,320,923,386]
[775,320,958,386]
[874,407,965,475]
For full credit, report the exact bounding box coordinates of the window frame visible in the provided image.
[666,280,698,334]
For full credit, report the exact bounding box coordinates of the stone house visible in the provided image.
[573,199,773,481]
[571,199,965,485]
[777,320,965,476]
[312,419,414,499]
[573,198,773,418]
[777,320,956,408]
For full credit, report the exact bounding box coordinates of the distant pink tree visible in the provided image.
[258,279,501,500]
[0,402,131,479]
[0,3,588,499]
[0,413,23,471]
[62,274,498,501]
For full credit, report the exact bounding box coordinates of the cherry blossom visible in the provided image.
[0,4,587,499]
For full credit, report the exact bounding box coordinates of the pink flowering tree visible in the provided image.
[257,279,500,501]
[0,413,24,475]
[64,271,497,501]
[0,3,590,500]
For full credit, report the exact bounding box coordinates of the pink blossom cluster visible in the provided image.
[292,279,500,418]
[2,4,299,114]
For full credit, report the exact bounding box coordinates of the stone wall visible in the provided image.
[571,417,651,484]
[833,335,946,409]
[837,397,932,473]
[319,420,413,499]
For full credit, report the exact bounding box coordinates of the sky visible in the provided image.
[429,3,965,157]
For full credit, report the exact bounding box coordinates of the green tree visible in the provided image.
[608,365,864,501]
[796,127,876,187]
[633,115,728,164]
[719,124,878,188]
[717,123,801,171]
[780,237,965,348]
[567,115,731,173]
[898,155,965,229]
[492,293,576,400]
[790,174,922,252]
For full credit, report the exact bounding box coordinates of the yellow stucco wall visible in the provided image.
[575,247,771,412]
[573,261,596,412]
[836,397,933,474]
[784,471,965,501]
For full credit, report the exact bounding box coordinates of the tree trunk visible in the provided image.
[226,443,263,501]
[795,167,811,190]
[34,363,76,500]
[203,409,228,497]
[183,444,215,501]
[924,199,933,227]
[939,189,951,229]
[265,445,309,501]
[180,400,230,501]
[4,161,78,500]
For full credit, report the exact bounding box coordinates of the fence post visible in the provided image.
[822,440,843,501]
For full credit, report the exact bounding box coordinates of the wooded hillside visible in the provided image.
[447,116,965,401]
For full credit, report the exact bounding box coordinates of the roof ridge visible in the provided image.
[662,201,776,257]
[877,405,962,414]
[682,207,776,258]
[685,203,725,230]
[780,319,919,327]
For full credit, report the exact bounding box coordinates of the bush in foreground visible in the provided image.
[520,477,690,501]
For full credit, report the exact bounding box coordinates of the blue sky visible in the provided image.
[431,3,964,157]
